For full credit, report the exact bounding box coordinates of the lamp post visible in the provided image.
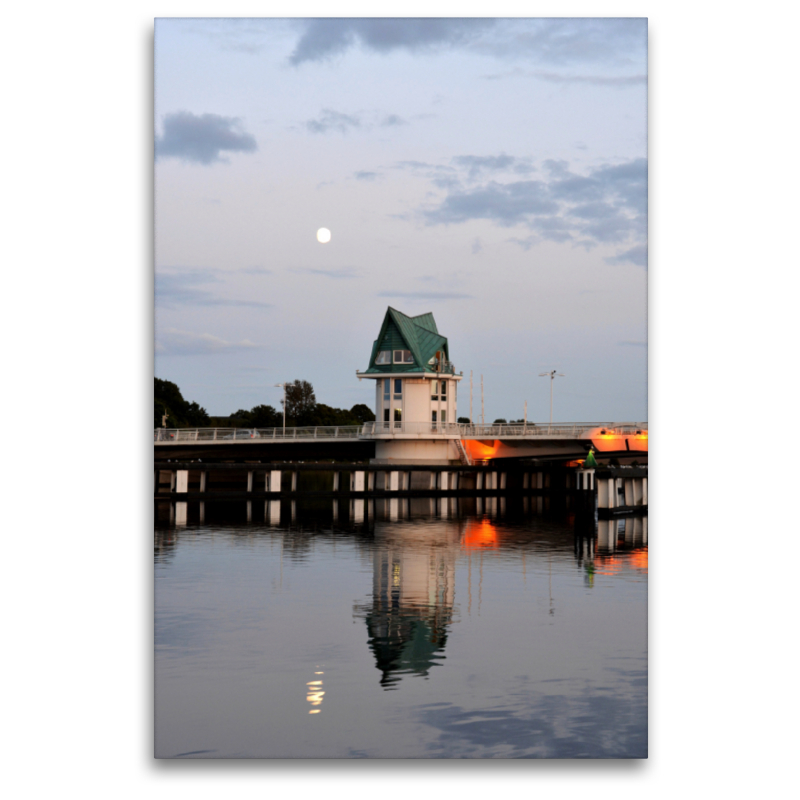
[274,383,287,435]
[538,370,565,429]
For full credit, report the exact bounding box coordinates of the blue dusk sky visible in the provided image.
[155,18,647,422]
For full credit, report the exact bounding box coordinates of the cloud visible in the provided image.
[288,18,495,65]
[156,328,259,355]
[381,114,407,127]
[354,170,379,181]
[452,154,532,180]
[618,340,647,347]
[532,70,647,86]
[482,68,646,86]
[606,244,648,268]
[377,290,472,300]
[471,238,483,255]
[287,18,646,73]
[155,269,273,308]
[474,18,647,67]
[238,266,272,275]
[155,112,257,165]
[289,267,360,279]
[422,156,647,251]
[305,108,361,134]
[424,180,559,225]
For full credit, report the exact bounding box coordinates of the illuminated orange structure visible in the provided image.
[462,519,499,550]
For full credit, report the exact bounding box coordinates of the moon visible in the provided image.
[316,227,331,243]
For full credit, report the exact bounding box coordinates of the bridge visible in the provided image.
[154,421,647,464]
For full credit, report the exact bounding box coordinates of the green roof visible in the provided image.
[363,307,450,374]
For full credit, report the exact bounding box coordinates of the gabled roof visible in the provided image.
[363,307,450,374]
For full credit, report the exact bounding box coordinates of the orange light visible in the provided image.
[463,439,499,461]
[462,519,499,549]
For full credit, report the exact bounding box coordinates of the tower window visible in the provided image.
[393,349,413,363]
[394,378,402,395]
[375,351,391,365]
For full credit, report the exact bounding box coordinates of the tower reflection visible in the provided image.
[354,520,463,689]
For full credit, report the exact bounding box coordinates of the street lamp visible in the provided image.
[538,370,565,429]
[274,383,287,435]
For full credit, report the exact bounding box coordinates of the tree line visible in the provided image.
[155,378,375,429]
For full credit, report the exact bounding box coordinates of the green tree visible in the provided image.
[350,404,376,423]
[457,416,471,423]
[250,404,281,427]
[154,378,209,428]
[284,380,316,424]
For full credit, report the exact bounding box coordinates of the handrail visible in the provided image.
[155,422,647,443]
[154,426,364,442]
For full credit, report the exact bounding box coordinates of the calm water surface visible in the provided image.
[155,498,647,758]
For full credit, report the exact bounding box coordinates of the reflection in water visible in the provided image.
[354,521,460,688]
[155,498,647,758]
[306,668,325,714]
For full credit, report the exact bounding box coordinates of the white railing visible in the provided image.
[459,422,647,439]
[154,425,365,443]
[359,421,647,439]
[154,421,647,444]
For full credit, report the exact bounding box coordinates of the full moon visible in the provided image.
[316,227,331,243]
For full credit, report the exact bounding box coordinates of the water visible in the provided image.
[155,498,647,758]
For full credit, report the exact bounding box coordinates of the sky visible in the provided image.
[154,18,647,422]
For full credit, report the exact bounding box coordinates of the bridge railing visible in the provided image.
[362,421,648,438]
[154,421,647,443]
[460,422,647,438]
[154,426,365,443]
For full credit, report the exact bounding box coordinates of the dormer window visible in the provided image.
[393,349,413,364]
[375,350,391,365]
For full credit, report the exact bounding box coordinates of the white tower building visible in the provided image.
[357,307,464,464]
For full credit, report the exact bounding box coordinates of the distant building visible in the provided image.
[357,307,464,463]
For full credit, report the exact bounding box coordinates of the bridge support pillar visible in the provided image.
[269,470,281,493]
[175,502,187,526]
[523,473,530,490]
[440,471,449,491]
[389,471,399,492]
[199,471,207,493]
[247,471,253,493]
[351,471,365,492]
[500,473,507,490]
[175,470,188,494]
[351,498,364,523]
[642,478,648,506]
[332,472,340,492]
[598,519,612,550]
[291,472,298,492]
[624,479,634,507]
[368,471,375,492]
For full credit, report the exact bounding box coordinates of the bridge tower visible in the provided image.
[357,307,463,464]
